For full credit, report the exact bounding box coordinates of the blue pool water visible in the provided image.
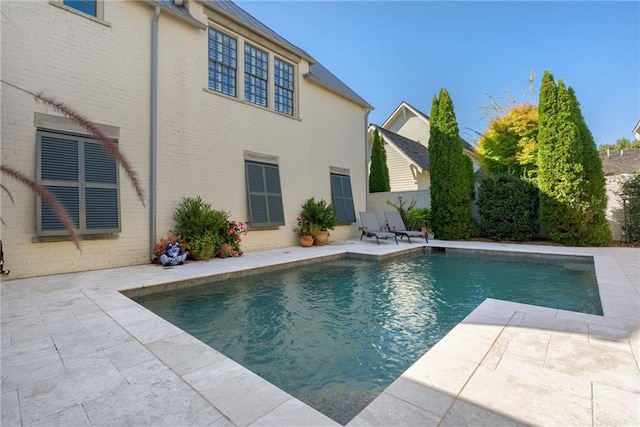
[134,250,601,424]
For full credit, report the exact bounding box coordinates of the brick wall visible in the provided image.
[1,1,367,279]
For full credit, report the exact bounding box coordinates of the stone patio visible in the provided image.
[1,240,639,426]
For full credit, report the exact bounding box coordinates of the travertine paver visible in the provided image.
[1,240,639,426]
[183,358,292,426]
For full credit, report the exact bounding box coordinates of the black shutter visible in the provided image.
[246,161,284,228]
[331,174,356,223]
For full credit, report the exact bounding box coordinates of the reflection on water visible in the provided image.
[135,251,601,425]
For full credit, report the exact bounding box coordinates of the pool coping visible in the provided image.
[1,240,639,426]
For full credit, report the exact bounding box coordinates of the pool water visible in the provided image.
[134,250,601,425]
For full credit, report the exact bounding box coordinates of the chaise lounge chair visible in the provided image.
[359,211,398,245]
[384,210,429,243]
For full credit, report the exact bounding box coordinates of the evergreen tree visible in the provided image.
[428,89,476,239]
[368,129,390,192]
[537,71,611,245]
[567,87,611,245]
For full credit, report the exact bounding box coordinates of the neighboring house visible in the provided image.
[368,101,481,192]
[0,0,372,279]
[600,149,640,241]
[633,120,640,141]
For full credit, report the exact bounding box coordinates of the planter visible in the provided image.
[314,230,329,246]
[299,235,314,247]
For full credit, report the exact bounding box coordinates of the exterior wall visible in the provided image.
[605,175,632,242]
[1,1,152,279]
[368,190,431,219]
[386,110,430,146]
[0,1,367,279]
[386,144,418,191]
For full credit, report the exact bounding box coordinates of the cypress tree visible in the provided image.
[538,75,584,244]
[537,71,611,245]
[428,89,476,239]
[369,129,390,192]
[567,87,611,245]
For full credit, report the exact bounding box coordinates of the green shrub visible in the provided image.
[386,198,416,225]
[300,198,337,233]
[621,173,640,243]
[189,231,219,260]
[173,195,229,252]
[478,175,539,241]
[405,208,432,231]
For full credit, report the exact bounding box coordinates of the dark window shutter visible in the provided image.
[41,135,79,182]
[85,141,117,184]
[246,161,284,227]
[37,130,120,236]
[331,174,356,223]
[41,186,80,231]
[86,188,119,229]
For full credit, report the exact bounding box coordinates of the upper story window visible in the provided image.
[274,58,294,116]
[244,44,268,107]
[37,130,120,236]
[63,0,97,16]
[208,27,237,97]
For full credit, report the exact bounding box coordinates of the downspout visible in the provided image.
[364,107,371,211]
[150,6,160,262]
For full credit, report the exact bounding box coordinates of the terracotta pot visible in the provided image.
[314,230,329,246]
[299,235,314,247]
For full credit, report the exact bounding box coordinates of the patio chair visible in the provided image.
[359,212,398,245]
[384,210,429,244]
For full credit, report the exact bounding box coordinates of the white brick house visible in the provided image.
[0,0,372,279]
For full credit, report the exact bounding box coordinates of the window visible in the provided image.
[63,0,97,16]
[245,161,285,228]
[244,44,268,107]
[274,58,294,115]
[331,173,356,223]
[208,27,237,97]
[37,131,120,236]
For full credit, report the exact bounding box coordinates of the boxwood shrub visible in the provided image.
[478,175,539,241]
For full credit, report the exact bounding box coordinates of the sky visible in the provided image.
[236,1,639,146]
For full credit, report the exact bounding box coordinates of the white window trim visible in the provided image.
[49,0,110,27]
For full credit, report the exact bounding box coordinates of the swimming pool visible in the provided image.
[134,249,602,424]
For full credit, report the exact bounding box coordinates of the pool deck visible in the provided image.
[1,240,639,426]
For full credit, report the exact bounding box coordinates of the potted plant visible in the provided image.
[293,216,314,247]
[300,198,337,246]
[189,232,218,261]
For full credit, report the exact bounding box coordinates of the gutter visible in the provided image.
[150,6,160,262]
[364,107,371,211]
[142,0,207,30]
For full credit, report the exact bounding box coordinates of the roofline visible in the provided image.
[304,73,374,110]
[368,125,424,173]
[196,0,315,63]
[381,101,429,129]
[144,1,208,30]
[633,119,640,138]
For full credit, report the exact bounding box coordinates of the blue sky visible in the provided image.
[237,1,639,146]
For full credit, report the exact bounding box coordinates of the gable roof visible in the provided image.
[600,149,640,176]
[376,126,430,172]
[201,0,372,109]
[381,101,474,151]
